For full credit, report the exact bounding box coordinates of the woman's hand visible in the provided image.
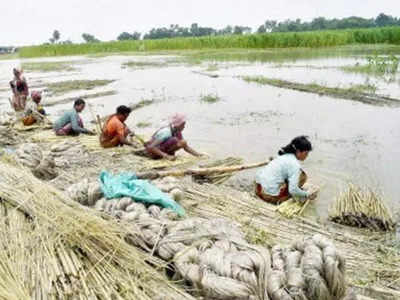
[307,186,320,200]
[304,184,319,201]
[198,152,210,158]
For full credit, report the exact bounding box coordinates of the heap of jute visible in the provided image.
[15,143,57,180]
[330,184,395,231]
[68,179,348,300]
[0,126,21,146]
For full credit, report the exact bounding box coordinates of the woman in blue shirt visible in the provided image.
[255,136,318,204]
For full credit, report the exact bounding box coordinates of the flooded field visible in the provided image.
[1,46,400,218]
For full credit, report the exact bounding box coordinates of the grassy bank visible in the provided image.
[47,79,114,95]
[20,26,400,58]
[242,76,400,106]
[21,61,78,72]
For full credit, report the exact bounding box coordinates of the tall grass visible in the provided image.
[20,26,400,58]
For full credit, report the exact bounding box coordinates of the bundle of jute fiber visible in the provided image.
[68,179,348,300]
[15,143,58,180]
[161,218,271,300]
[329,183,395,231]
[0,125,21,146]
[50,140,91,168]
[67,180,271,299]
[268,234,347,300]
[0,162,193,299]
[67,178,104,206]
[152,176,185,202]
[15,143,43,168]
[67,176,185,208]
[0,112,15,126]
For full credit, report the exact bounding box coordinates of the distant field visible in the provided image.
[19,26,400,58]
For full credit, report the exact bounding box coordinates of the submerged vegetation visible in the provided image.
[205,64,219,72]
[342,54,399,78]
[131,99,155,111]
[200,93,221,103]
[45,90,117,107]
[21,61,78,72]
[47,79,114,95]
[0,53,18,60]
[122,60,167,68]
[136,121,152,128]
[242,76,400,106]
[19,27,400,58]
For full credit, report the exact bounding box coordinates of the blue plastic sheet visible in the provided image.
[99,171,185,216]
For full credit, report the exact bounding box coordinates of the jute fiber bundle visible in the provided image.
[68,179,348,300]
[68,180,272,299]
[268,235,346,300]
[0,162,193,299]
[15,143,58,180]
[330,184,395,231]
[67,176,184,208]
[0,125,21,146]
[0,112,15,126]
[50,140,91,168]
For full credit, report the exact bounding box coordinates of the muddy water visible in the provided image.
[1,52,400,218]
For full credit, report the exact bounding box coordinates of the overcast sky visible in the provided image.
[2,0,399,46]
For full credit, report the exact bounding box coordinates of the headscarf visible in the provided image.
[169,113,186,128]
[13,68,22,77]
[31,91,42,102]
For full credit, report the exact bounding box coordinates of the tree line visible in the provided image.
[47,13,399,44]
[257,13,400,33]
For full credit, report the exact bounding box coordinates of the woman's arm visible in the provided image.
[182,142,202,157]
[70,112,90,134]
[287,168,309,199]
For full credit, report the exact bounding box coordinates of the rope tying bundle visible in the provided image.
[67,180,348,300]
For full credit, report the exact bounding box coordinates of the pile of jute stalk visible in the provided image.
[193,157,243,184]
[330,183,395,231]
[276,198,310,218]
[0,162,193,299]
[276,184,319,218]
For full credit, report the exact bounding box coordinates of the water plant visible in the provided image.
[47,79,115,95]
[21,61,78,72]
[200,93,220,103]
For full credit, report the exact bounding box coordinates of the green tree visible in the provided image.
[264,20,277,32]
[50,30,60,44]
[82,33,100,43]
[233,26,251,35]
[117,32,141,41]
[375,13,396,27]
[257,25,266,33]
